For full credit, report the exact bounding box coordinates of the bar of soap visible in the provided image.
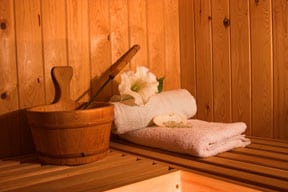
[153,113,188,128]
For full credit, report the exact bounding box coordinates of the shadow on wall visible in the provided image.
[75,71,120,104]
[0,109,35,158]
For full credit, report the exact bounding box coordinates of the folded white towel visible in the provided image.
[119,119,251,157]
[112,89,197,134]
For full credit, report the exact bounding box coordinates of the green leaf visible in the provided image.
[157,77,165,93]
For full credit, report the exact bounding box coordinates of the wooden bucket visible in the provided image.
[26,66,114,165]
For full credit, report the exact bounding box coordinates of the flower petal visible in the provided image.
[118,66,159,106]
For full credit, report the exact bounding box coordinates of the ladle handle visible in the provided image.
[109,44,141,78]
[81,44,140,109]
[52,66,74,105]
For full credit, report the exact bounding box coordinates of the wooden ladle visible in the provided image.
[51,66,80,110]
[50,44,140,111]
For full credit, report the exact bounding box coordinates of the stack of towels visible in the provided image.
[112,89,251,157]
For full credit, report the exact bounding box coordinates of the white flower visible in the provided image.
[118,66,159,106]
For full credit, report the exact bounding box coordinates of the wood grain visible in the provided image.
[66,0,90,102]
[0,150,264,192]
[111,138,288,191]
[179,0,197,97]
[146,0,165,82]
[273,0,288,140]
[41,0,68,104]
[230,0,252,135]
[163,0,181,90]
[88,0,112,101]
[128,0,148,69]
[15,0,45,108]
[109,0,129,95]
[211,0,231,122]
[0,151,174,192]
[194,0,213,121]
[0,0,21,157]
[14,0,44,155]
[250,0,273,138]
[0,0,18,114]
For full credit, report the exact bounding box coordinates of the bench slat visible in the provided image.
[247,143,288,154]
[217,152,288,170]
[16,159,171,192]
[250,137,288,148]
[198,156,288,180]
[110,141,288,191]
[231,147,287,161]
[0,151,136,191]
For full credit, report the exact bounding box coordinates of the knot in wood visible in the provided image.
[223,17,230,27]
[1,22,7,30]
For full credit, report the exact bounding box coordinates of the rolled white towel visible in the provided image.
[111,89,197,134]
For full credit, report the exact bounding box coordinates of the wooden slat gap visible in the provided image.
[230,148,288,161]
[110,142,288,191]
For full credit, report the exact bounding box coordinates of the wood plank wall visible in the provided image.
[0,0,180,157]
[0,0,287,157]
[179,0,288,140]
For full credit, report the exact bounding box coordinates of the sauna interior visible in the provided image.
[0,0,287,191]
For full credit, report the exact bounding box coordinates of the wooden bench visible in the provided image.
[110,137,288,192]
[0,137,287,191]
[0,150,259,192]
[0,150,174,192]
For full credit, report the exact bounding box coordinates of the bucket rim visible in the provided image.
[26,101,114,113]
